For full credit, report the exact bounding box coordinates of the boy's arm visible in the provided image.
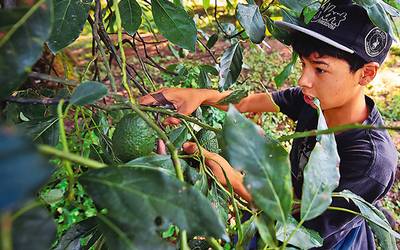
[183,142,252,202]
[139,88,280,116]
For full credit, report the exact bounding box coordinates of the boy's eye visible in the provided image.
[316,68,325,74]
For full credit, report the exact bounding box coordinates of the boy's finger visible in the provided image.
[163,117,181,126]
[138,94,157,105]
[183,142,198,154]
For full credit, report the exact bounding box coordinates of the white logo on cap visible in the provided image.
[365,27,387,57]
[311,2,347,30]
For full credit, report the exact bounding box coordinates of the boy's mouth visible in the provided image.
[303,94,315,105]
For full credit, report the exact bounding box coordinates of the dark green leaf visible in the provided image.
[236,215,257,249]
[236,3,266,44]
[54,218,97,250]
[47,0,91,52]
[119,0,142,35]
[221,106,292,222]
[0,8,29,32]
[336,190,400,241]
[279,0,315,16]
[206,34,218,48]
[354,0,394,37]
[0,128,53,210]
[219,43,243,90]
[265,17,292,45]
[200,65,219,75]
[301,100,340,221]
[16,117,59,146]
[80,166,226,249]
[126,154,189,176]
[217,88,249,105]
[254,213,277,247]
[168,126,188,149]
[276,216,323,249]
[0,0,52,98]
[70,81,108,106]
[274,52,298,87]
[152,0,197,51]
[12,206,56,250]
[207,182,229,223]
[302,3,320,24]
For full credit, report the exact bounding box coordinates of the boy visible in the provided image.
[140,0,398,248]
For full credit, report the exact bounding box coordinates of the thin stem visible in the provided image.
[206,237,224,250]
[278,124,400,142]
[197,37,218,64]
[0,212,12,250]
[28,72,78,86]
[327,206,360,216]
[57,100,75,201]
[38,144,107,169]
[11,200,42,221]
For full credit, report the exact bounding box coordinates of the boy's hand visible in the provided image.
[138,88,208,125]
[183,142,252,202]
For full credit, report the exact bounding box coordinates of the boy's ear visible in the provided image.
[359,62,380,86]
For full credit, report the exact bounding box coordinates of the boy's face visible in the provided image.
[298,52,363,110]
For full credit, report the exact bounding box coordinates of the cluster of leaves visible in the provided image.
[1,0,400,250]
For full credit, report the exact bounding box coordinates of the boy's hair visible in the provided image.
[292,32,367,73]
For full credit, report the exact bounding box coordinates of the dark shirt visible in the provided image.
[272,87,398,249]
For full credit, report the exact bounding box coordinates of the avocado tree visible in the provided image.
[0,0,399,249]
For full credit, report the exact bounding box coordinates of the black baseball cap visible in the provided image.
[275,0,392,64]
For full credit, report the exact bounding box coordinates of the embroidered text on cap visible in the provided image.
[311,2,347,30]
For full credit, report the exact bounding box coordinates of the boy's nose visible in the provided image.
[298,73,313,89]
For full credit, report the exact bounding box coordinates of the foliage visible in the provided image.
[1,0,400,249]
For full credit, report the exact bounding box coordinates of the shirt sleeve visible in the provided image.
[271,87,305,121]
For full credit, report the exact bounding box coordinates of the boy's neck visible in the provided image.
[323,92,369,128]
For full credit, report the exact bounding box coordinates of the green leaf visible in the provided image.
[221,106,292,222]
[0,0,52,99]
[236,3,266,44]
[254,213,277,247]
[54,218,97,250]
[119,0,142,35]
[207,182,229,223]
[70,81,108,106]
[219,43,243,90]
[79,166,226,249]
[276,216,323,249]
[279,0,315,16]
[301,99,340,221]
[12,206,56,250]
[0,128,53,211]
[152,0,197,51]
[168,126,188,149]
[353,0,394,37]
[206,33,218,48]
[274,52,298,87]
[236,215,257,249]
[336,190,400,242]
[16,117,59,146]
[203,0,210,10]
[198,68,212,88]
[40,189,64,204]
[126,154,189,176]
[200,65,219,75]
[217,88,249,105]
[47,0,91,52]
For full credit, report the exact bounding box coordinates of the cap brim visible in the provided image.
[275,21,355,54]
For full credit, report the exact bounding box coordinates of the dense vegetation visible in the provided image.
[0,0,399,249]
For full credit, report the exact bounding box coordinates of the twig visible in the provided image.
[4,96,65,105]
[28,72,78,86]
[197,37,218,64]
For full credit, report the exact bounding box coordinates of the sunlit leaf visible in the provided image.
[80,166,226,249]
[0,128,53,211]
[47,0,91,52]
[152,0,197,51]
[219,43,243,90]
[222,106,292,222]
[70,81,108,106]
[119,0,142,35]
[276,216,323,249]
[12,206,56,250]
[301,99,340,221]
[236,3,266,44]
[0,0,52,98]
[274,52,298,87]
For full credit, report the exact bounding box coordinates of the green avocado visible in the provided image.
[196,129,220,154]
[112,113,157,162]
